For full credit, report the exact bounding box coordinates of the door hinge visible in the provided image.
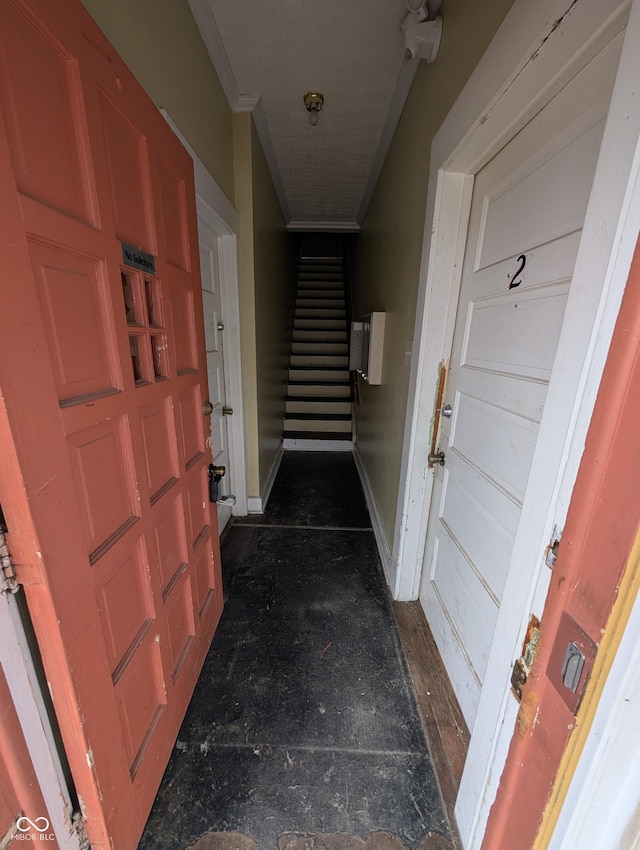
[0,525,20,595]
[545,525,562,569]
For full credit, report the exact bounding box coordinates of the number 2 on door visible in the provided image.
[509,254,527,289]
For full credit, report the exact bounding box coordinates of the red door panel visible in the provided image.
[0,1,223,847]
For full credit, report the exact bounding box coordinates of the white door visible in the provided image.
[419,35,622,728]
[199,212,233,532]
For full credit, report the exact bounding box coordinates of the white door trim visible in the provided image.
[393,0,640,845]
[0,591,82,849]
[161,111,248,518]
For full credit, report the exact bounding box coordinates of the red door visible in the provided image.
[0,1,223,847]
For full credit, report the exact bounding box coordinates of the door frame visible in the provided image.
[162,112,248,518]
[392,0,640,845]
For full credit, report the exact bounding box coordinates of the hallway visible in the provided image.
[138,452,453,850]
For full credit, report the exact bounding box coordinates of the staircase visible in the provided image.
[283,256,353,449]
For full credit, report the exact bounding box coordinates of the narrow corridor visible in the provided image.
[138,453,453,850]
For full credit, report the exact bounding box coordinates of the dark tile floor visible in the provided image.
[138,452,451,850]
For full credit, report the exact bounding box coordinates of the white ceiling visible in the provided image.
[189,0,421,230]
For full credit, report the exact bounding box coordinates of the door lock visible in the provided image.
[208,464,226,503]
[217,321,224,331]
[428,451,446,467]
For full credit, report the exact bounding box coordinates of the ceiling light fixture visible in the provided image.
[303,91,324,126]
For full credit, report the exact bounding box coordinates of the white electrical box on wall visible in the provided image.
[349,312,385,385]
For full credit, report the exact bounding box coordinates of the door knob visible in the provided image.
[441,403,453,418]
[428,451,446,467]
[203,400,213,415]
[217,321,224,331]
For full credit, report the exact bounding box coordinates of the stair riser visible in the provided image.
[289,369,350,382]
[284,418,352,433]
[297,290,345,298]
[296,277,344,286]
[290,355,349,368]
[296,299,345,309]
[287,384,351,398]
[295,309,346,319]
[294,319,346,330]
[283,437,353,449]
[286,400,351,415]
[292,343,349,354]
[293,331,347,342]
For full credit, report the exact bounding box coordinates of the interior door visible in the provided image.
[0,1,223,847]
[419,35,622,728]
[199,209,233,532]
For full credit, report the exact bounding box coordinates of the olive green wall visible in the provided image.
[250,122,297,492]
[233,115,295,502]
[233,113,260,496]
[352,0,516,550]
[80,0,234,202]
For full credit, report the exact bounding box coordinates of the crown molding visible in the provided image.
[187,1,290,223]
[356,56,420,224]
[235,94,260,112]
[187,0,240,107]
[249,98,291,224]
[287,220,361,232]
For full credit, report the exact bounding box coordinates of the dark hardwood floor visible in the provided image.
[393,601,470,835]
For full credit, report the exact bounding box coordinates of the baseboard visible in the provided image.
[352,446,394,589]
[283,438,353,452]
[246,444,284,514]
[262,442,284,510]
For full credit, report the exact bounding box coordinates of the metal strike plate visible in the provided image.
[548,612,597,713]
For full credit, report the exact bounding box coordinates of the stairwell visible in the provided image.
[283,256,353,449]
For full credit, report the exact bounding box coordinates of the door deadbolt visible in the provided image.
[203,400,214,415]
[208,464,226,503]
